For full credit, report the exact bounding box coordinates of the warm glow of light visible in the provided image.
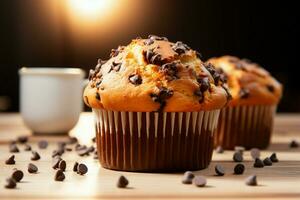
[67,0,116,20]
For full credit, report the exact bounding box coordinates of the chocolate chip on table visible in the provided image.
[52,157,62,169]
[215,146,224,153]
[77,148,90,157]
[73,162,79,172]
[117,175,129,188]
[38,140,48,149]
[67,136,78,145]
[4,178,17,189]
[233,152,243,162]
[54,170,65,181]
[28,163,38,173]
[263,157,272,166]
[270,153,279,162]
[239,88,250,99]
[182,171,195,184]
[52,150,62,158]
[17,135,28,144]
[77,163,88,175]
[24,144,32,151]
[234,146,245,154]
[193,176,207,187]
[245,175,257,186]
[129,74,142,85]
[9,144,19,153]
[215,164,225,176]
[250,148,261,159]
[289,140,299,148]
[253,158,264,168]
[234,164,245,175]
[11,169,24,182]
[58,160,67,171]
[31,151,41,161]
[5,155,15,165]
[65,147,72,152]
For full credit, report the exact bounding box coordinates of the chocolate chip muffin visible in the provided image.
[84,35,230,171]
[208,56,282,149]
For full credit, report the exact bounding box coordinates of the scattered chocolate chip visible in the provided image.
[11,169,24,182]
[117,175,129,188]
[65,147,72,152]
[4,178,17,189]
[77,148,90,157]
[172,41,190,55]
[58,160,67,171]
[266,84,275,92]
[67,137,78,145]
[28,163,38,173]
[17,136,28,144]
[87,146,95,153]
[92,137,96,143]
[182,171,195,184]
[129,74,142,85]
[31,151,41,161]
[289,140,299,148]
[54,170,65,181]
[250,148,261,159]
[253,158,264,168]
[38,140,48,149]
[234,164,245,175]
[73,162,79,172]
[245,175,257,186]
[215,164,225,176]
[233,152,243,162]
[215,146,224,153]
[270,153,278,162]
[5,155,15,165]
[9,144,19,153]
[234,146,245,154]
[239,88,250,99]
[77,163,88,175]
[24,144,32,151]
[263,157,272,166]
[193,176,207,187]
[52,150,62,158]
[52,157,62,169]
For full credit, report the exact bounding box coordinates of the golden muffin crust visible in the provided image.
[84,35,230,112]
[208,55,282,106]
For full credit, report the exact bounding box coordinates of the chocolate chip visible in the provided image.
[67,137,78,145]
[95,92,101,101]
[65,147,72,152]
[54,170,65,181]
[150,87,174,112]
[88,69,95,80]
[28,163,38,173]
[245,175,257,186]
[263,157,272,166]
[160,62,180,80]
[24,144,31,151]
[92,137,96,143]
[129,74,142,85]
[143,49,163,65]
[195,51,202,58]
[250,148,261,159]
[182,171,195,184]
[17,136,28,144]
[253,158,264,168]
[215,164,225,176]
[270,153,278,162]
[117,175,129,188]
[4,178,17,189]
[52,150,63,158]
[172,41,190,55]
[110,46,122,57]
[266,84,275,93]
[239,88,250,99]
[144,38,154,45]
[9,144,19,153]
[289,140,299,148]
[193,176,207,187]
[38,140,48,149]
[73,162,79,172]
[234,146,245,154]
[31,151,41,161]
[77,148,90,157]
[77,163,88,175]
[215,146,224,153]
[87,146,95,153]
[148,35,168,41]
[109,61,122,72]
[234,164,245,175]
[5,155,15,165]
[11,169,24,182]
[233,152,243,162]
[203,63,221,85]
[198,77,210,92]
[194,89,204,103]
[52,157,62,169]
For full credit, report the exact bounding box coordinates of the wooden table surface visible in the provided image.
[0,113,300,200]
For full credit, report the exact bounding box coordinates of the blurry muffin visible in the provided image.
[84,35,230,171]
[208,56,282,149]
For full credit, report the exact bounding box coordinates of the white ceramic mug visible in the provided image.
[19,67,86,134]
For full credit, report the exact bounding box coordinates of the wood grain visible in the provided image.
[0,113,300,200]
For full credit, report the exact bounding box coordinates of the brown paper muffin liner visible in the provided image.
[215,105,277,150]
[93,109,220,172]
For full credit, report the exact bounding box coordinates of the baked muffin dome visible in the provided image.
[84,35,230,112]
[208,55,282,106]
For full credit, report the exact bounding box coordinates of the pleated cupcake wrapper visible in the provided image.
[215,105,277,150]
[93,109,220,172]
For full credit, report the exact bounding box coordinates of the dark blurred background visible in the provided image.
[0,0,299,112]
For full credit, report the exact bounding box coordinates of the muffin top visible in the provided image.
[83,35,230,112]
[208,55,282,106]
